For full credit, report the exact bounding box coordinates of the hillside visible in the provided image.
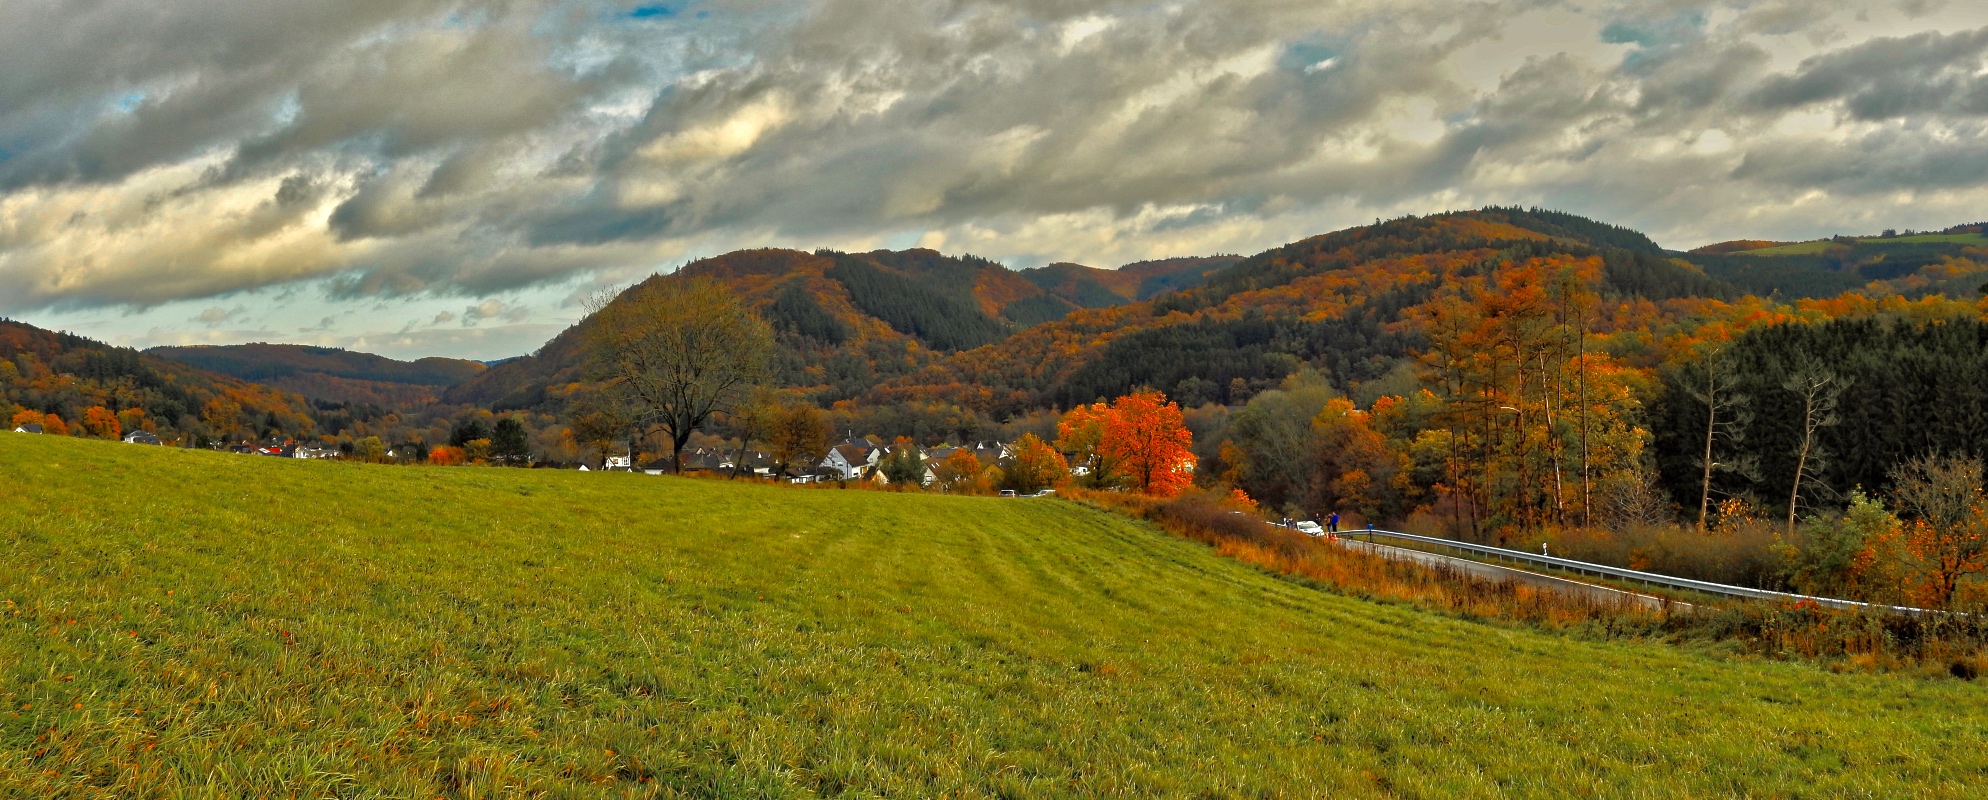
[5,433,1986,796]
[147,343,486,407]
[868,208,1734,415]
[442,248,1219,410]
[443,208,1988,423]
[0,319,315,441]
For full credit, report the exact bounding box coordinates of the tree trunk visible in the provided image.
[1698,361,1719,532]
[1578,321,1589,529]
[1788,435,1810,537]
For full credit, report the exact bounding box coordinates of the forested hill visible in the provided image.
[865,208,1737,416]
[446,207,1983,423]
[148,343,486,407]
[0,320,315,441]
[441,247,1222,410]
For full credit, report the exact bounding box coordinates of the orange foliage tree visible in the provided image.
[1055,401,1118,487]
[1001,433,1069,494]
[1309,398,1404,523]
[1891,455,1988,609]
[428,445,468,466]
[42,414,69,436]
[81,406,121,439]
[934,447,993,494]
[1100,389,1195,496]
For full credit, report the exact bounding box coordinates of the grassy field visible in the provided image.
[1735,233,1988,255]
[1856,233,1988,246]
[1733,239,1841,255]
[3,434,1987,797]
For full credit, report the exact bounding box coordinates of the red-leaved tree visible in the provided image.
[1101,389,1195,496]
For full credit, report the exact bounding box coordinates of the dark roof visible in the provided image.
[14,424,42,434]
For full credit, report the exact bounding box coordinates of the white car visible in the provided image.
[1294,520,1325,537]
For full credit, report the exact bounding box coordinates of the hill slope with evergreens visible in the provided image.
[147,343,486,407]
[3,433,1986,797]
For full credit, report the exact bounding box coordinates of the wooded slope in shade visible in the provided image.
[147,342,487,407]
[3,432,1984,797]
[147,343,485,386]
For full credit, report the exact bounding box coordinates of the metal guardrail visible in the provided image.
[1339,527,1935,616]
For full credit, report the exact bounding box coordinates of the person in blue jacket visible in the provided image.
[1327,512,1339,534]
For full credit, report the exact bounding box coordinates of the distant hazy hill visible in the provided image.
[148,343,485,407]
[442,248,1221,410]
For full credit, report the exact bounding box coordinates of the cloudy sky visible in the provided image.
[4,0,1986,360]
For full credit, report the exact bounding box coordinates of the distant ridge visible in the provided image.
[147,343,486,407]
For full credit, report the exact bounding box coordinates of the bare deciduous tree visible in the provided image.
[1783,361,1844,535]
[1688,348,1755,531]
[584,277,774,474]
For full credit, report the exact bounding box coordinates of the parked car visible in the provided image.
[999,490,1018,497]
[1294,520,1325,537]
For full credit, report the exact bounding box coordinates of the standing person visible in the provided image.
[1328,512,1340,534]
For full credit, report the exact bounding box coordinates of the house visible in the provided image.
[122,430,162,445]
[604,454,633,471]
[12,423,42,434]
[821,440,881,481]
[785,465,842,485]
[969,441,1010,466]
[737,450,777,478]
[642,448,733,475]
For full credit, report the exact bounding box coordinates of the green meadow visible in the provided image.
[3,434,1986,798]
[1736,233,1988,255]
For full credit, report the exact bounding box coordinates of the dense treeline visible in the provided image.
[765,281,852,345]
[1654,318,1988,514]
[825,255,1009,351]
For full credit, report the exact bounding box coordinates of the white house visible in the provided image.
[13,423,42,434]
[122,430,162,445]
[821,440,881,481]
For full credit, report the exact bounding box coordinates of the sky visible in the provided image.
[4,0,1987,361]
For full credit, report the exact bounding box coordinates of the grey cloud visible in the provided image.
[1751,26,1988,119]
